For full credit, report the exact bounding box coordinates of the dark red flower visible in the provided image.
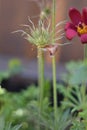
[65,7,87,44]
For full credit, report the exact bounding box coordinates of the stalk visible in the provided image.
[52,0,58,129]
[38,48,45,111]
[37,48,45,130]
[84,44,87,59]
[52,56,57,126]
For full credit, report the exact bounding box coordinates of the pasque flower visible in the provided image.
[65,7,87,44]
[14,18,67,56]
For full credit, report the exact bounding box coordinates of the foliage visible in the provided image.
[0,116,21,130]
[1,58,87,130]
[1,59,87,129]
[70,120,86,130]
[0,59,22,83]
[63,60,87,85]
[0,81,71,130]
[57,84,87,114]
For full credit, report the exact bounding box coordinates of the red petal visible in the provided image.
[82,7,87,25]
[65,22,76,31]
[80,34,87,44]
[66,29,77,40]
[69,8,81,25]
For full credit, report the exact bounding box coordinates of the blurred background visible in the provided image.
[0,0,87,68]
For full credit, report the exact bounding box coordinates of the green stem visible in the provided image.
[38,48,45,111]
[52,56,57,128]
[52,0,58,129]
[52,0,56,36]
[84,44,87,59]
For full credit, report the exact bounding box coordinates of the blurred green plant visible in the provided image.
[70,120,86,130]
[63,60,87,85]
[26,104,71,130]
[0,82,72,130]
[0,59,22,83]
[0,116,21,130]
[57,84,87,114]
[1,57,87,130]
[8,59,22,74]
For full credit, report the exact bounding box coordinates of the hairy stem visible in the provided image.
[52,56,57,129]
[38,48,45,111]
[52,0,58,129]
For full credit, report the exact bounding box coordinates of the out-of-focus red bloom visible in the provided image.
[65,7,87,44]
